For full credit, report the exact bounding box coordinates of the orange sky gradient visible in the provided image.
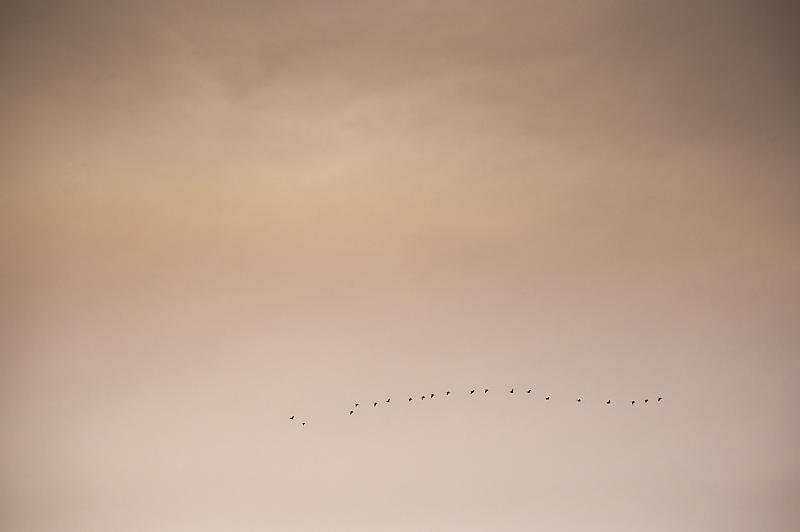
[2,2,799,531]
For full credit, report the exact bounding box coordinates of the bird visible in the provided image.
[301,422,306,426]
[470,390,475,394]
[510,388,514,393]
[527,389,531,394]
[430,394,434,398]
[289,416,294,420]
[355,403,359,408]
[577,398,581,402]
[606,400,611,404]
[484,388,488,393]
[386,398,391,403]
[349,410,354,415]
[421,396,425,400]
[373,402,378,407]
[446,391,451,396]
[408,397,412,402]
[658,397,662,402]
[645,399,649,403]
[545,396,550,400]
[631,400,636,405]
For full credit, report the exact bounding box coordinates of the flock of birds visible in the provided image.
[288,388,663,427]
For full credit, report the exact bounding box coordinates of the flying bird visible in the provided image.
[301,422,306,426]
[658,397,662,402]
[409,397,412,402]
[386,398,390,403]
[373,402,378,407]
[421,396,425,400]
[631,400,636,405]
[446,391,451,396]
[545,397,550,400]
[430,394,434,398]
[289,416,294,420]
[606,400,611,404]
[484,389,488,393]
[527,389,531,394]
[577,398,581,402]
[355,404,359,408]
[349,410,353,415]
[470,390,475,394]
[510,388,514,393]
[645,399,649,403]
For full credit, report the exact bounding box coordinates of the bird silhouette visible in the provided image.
[349,410,353,415]
[545,396,550,400]
[386,398,391,403]
[527,389,531,394]
[301,422,306,426]
[631,400,636,404]
[645,399,649,403]
[430,394,434,398]
[421,396,425,400]
[446,391,451,396]
[409,397,412,402]
[658,397,662,402]
[470,390,475,394]
[289,416,294,420]
[355,403,359,408]
[577,398,581,402]
[373,402,378,407]
[606,400,611,404]
[484,389,488,393]
[510,388,514,393]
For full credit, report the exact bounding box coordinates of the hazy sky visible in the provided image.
[2,1,799,531]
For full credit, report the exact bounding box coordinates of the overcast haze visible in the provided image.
[2,1,799,531]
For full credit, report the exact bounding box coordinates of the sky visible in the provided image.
[1,1,799,531]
